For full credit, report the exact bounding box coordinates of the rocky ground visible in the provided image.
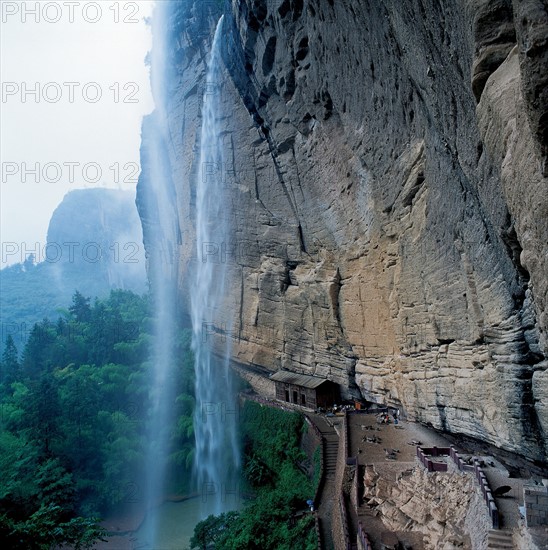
[341,412,542,550]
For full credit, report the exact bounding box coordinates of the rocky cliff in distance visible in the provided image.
[1,188,147,353]
[137,0,547,463]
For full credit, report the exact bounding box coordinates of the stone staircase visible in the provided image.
[487,529,514,549]
[323,431,339,474]
[309,415,340,550]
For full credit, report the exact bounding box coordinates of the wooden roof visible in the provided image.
[270,370,333,389]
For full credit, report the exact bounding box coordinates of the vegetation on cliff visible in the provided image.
[190,401,318,550]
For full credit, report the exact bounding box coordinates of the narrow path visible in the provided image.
[309,414,339,550]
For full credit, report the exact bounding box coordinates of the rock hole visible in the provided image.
[476,141,483,163]
[293,0,304,20]
[283,69,296,101]
[278,0,290,18]
[262,36,277,75]
[323,91,334,120]
[296,36,309,62]
[501,219,530,282]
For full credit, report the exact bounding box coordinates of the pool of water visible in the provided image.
[133,499,202,550]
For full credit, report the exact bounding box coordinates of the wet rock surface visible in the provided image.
[137,0,548,462]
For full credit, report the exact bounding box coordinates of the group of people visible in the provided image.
[376,409,400,425]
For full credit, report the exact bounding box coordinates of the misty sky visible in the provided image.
[0,0,155,266]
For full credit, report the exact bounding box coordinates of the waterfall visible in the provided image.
[191,15,241,517]
[140,3,179,547]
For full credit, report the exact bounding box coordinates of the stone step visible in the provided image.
[488,530,513,539]
[487,529,514,549]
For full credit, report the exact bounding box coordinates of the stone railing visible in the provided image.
[304,415,325,511]
[349,457,360,513]
[416,446,450,472]
[357,521,373,550]
[313,512,322,550]
[334,411,349,493]
[417,445,500,529]
[335,493,354,550]
[472,459,500,529]
[333,411,350,550]
[448,447,500,528]
[304,415,324,550]
[333,411,373,550]
[449,446,475,472]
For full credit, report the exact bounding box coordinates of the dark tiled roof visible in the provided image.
[270,370,332,389]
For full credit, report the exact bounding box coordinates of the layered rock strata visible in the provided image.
[137,0,548,462]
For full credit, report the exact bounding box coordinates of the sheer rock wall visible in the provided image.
[137,0,548,462]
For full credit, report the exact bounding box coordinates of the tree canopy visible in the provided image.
[0,289,196,548]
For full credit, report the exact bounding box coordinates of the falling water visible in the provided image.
[139,2,180,547]
[191,15,241,517]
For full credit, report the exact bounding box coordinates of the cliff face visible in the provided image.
[137,0,548,462]
[47,188,146,292]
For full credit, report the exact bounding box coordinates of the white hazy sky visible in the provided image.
[0,0,155,266]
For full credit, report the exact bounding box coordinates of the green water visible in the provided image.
[133,496,244,549]
[134,499,202,550]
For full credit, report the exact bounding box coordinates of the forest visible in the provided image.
[0,289,196,549]
[0,290,319,549]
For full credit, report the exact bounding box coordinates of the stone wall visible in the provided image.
[301,415,323,494]
[332,412,353,550]
[524,484,548,527]
[364,466,491,549]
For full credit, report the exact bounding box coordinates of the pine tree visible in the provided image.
[1,335,20,388]
[68,291,91,323]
